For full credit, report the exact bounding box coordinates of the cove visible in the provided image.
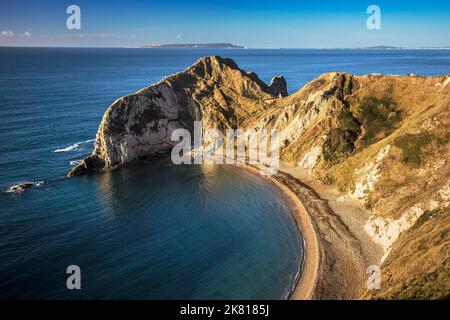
[1,158,303,299]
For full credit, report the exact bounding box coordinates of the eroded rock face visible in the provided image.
[68,56,279,176]
[70,58,449,184]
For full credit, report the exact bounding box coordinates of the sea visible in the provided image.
[0,47,449,299]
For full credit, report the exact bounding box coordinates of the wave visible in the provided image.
[53,139,95,153]
[54,143,80,153]
[70,160,81,166]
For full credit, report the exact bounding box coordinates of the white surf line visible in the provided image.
[53,139,95,153]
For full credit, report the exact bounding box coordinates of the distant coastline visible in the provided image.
[1,45,449,50]
[131,43,246,49]
[129,43,449,50]
[355,46,450,50]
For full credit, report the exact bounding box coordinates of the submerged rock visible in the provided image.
[7,181,43,193]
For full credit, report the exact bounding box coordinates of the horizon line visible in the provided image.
[1,45,450,50]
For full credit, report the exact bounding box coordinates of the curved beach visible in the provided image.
[243,164,382,300]
[272,180,320,300]
[265,174,320,300]
[241,165,320,300]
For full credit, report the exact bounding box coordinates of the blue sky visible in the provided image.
[0,0,449,47]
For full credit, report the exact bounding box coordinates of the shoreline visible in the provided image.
[267,173,320,300]
[239,165,320,300]
[242,163,383,300]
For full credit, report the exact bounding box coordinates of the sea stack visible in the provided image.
[268,75,288,97]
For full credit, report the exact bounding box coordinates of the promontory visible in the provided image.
[69,56,450,299]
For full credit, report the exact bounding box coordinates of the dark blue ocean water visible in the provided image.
[0,48,449,299]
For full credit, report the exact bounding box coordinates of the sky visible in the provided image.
[0,0,449,48]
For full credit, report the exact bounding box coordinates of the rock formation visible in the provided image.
[7,181,43,193]
[268,75,288,98]
[69,56,279,176]
[69,56,450,299]
[8,182,34,192]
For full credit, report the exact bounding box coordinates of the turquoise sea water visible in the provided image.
[0,48,449,299]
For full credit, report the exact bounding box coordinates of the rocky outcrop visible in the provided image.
[7,181,43,193]
[268,76,288,97]
[69,56,281,176]
[69,56,450,299]
[8,182,34,192]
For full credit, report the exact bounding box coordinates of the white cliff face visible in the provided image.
[352,145,390,200]
[69,64,359,177]
[365,205,424,262]
[93,83,196,168]
[276,84,338,147]
[298,146,322,170]
[278,103,322,145]
[69,56,283,176]
[365,181,450,262]
[338,145,390,202]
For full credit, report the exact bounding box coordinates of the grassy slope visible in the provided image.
[368,206,449,299]
[269,74,449,298]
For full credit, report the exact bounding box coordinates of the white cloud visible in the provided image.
[176,34,182,39]
[24,31,31,36]
[1,30,14,37]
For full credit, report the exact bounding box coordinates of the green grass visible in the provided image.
[323,96,400,165]
[323,108,360,164]
[357,96,400,147]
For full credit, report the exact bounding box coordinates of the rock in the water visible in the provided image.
[68,155,105,177]
[268,75,288,98]
[7,181,42,193]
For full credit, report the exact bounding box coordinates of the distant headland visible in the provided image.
[362,45,450,50]
[131,43,246,49]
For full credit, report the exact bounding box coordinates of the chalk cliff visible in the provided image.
[69,56,449,299]
[68,56,280,176]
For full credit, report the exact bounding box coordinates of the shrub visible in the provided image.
[357,96,400,147]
